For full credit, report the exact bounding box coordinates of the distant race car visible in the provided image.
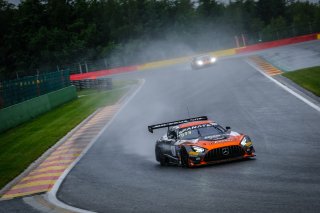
[148,116,255,167]
[191,55,217,69]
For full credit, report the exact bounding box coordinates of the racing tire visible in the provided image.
[180,147,191,168]
[155,146,167,166]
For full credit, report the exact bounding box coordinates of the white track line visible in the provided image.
[246,59,320,113]
[45,79,145,213]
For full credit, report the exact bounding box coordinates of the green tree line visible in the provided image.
[0,0,319,80]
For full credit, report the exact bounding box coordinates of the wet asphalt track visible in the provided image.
[56,57,320,213]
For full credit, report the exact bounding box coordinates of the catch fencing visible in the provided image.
[235,21,320,47]
[0,70,70,109]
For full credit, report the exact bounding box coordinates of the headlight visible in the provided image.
[210,57,216,63]
[240,136,252,147]
[196,60,203,66]
[191,146,205,153]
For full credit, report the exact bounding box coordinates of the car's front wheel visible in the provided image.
[180,146,191,168]
[155,146,167,166]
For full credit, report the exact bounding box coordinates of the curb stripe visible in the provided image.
[37,162,73,169]
[11,181,56,190]
[3,185,53,196]
[249,56,283,76]
[45,154,80,162]
[19,176,60,185]
[29,169,66,176]
[41,157,77,164]
[48,149,83,157]
[33,166,69,173]
[2,190,48,199]
[22,173,62,180]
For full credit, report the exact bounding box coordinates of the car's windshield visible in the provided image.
[178,123,224,140]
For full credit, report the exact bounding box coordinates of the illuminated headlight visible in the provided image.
[196,60,203,66]
[240,136,252,147]
[210,57,216,63]
[191,146,205,153]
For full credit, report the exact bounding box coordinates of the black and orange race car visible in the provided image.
[148,116,255,167]
[191,55,217,70]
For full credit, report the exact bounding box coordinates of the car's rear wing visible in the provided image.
[148,116,208,133]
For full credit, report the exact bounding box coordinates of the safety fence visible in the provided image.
[0,70,70,109]
[234,21,320,47]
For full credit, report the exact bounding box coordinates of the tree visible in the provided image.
[256,0,286,24]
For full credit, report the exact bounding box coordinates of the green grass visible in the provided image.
[0,80,135,188]
[282,66,320,97]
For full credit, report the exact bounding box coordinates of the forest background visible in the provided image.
[0,0,319,80]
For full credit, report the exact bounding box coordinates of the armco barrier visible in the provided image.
[236,33,318,54]
[70,66,138,81]
[138,56,191,70]
[0,85,77,133]
[208,48,237,57]
[70,33,319,80]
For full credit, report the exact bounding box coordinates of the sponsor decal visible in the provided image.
[179,123,215,133]
[209,139,233,144]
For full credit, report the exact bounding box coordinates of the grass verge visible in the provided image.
[0,80,136,189]
[282,66,320,97]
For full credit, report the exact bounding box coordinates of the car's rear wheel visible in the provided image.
[180,147,190,168]
[155,146,167,166]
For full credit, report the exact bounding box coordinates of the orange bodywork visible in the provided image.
[178,120,255,167]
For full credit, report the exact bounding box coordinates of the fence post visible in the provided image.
[309,22,313,34]
[234,35,240,48]
[241,34,246,47]
[292,26,296,37]
[104,59,108,69]
[79,63,83,74]
[85,62,89,73]
[258,32,262,42]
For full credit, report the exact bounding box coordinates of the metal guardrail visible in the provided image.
[71,78,113,90]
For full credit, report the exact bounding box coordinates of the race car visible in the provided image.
[148,116,255,167]
[191,55,217,70]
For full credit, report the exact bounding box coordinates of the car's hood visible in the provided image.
[196,135,243,149]
[178,133,244,149]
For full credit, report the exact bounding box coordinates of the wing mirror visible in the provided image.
[225,126,231,132]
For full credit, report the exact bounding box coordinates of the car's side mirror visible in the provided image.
[225,126,231,132]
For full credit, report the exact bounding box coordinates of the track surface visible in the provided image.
[57,57,320,213]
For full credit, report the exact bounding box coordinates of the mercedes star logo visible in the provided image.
[222,147,229,155]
